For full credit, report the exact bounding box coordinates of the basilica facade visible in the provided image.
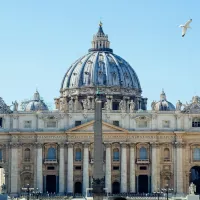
[1,23,200,196]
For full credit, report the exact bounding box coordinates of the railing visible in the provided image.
[44,159,57,164]
[136,159,150,164]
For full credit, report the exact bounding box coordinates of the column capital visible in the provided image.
[66,142,74,148]
[129,143,136,148]
[58,143,65,148]
[104,142,112,148]
[9,142,21,148]
[151,142,159,148]
[35,142,43,148]
[173,142,185,148]
[82,142,90,148]
[120,142,129,148]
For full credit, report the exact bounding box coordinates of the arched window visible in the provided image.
[75,148,82,161]
[47,147,56,160]
[193,148,200,161]
[139,147,147,159]
[164,148,170,159]
[113,148,119,161]
[0,149,2,161]
[24,148,30,161]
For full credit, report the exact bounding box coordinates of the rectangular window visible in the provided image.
[47,121,57,128]
[24,121,32,128]
[75,121,81,127]
[113,121,119,126]
[75,166,82,170]
[113,166,119,170]
[192,122,200,127]
[0,118,2,128]
[162,120,170,128]
[140,166,147,170]
[137,121,147,128]
[47,166,55,170]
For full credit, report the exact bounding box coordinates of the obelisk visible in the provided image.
[92,90,105,200]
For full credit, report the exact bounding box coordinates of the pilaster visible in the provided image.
[105,143,111,193]
[59,143,65,194]
[120,143,127,193]
[36,143,43,192]
[130,143,136,193]
[67,142,74,193]
[83,143,89,195]
[10,143,19,195]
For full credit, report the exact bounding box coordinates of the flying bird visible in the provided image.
[179,19,192,37]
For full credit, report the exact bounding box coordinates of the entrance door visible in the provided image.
[46,175,56,193]
[138,175,148,193]
[74,182,82,195]
[112,182,120,194]
[190,166,200,194]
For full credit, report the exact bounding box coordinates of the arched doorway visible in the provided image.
[138,175,148,193]
[74,182,82,194]
[190,166,200,194]
[112,182,120,194]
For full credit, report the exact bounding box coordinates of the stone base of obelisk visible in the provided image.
[93,194,104,200]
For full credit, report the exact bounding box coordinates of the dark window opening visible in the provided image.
[192,122,200,127]
[112,102,119,110]
[47,166,55,170]
[0,118,2,127]
[75,121,81,127]
[113,166,119,170]
[75,166,82,170]
[113,121,119,126]
[140,166,147,170]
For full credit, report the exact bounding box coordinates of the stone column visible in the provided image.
[130,143,136,193]
[83,143,89,195]
[67,143,74,193]
[10,143,18,195]
[151,143,158,192]
[176,142,184,194]
[105,143,111,193]
[59,143,65,194]
[120,143,127,193]
[36,143,43,192]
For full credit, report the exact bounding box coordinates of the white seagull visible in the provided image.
[179,19,192,37]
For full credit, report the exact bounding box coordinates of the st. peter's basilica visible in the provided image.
[0,23,200,196]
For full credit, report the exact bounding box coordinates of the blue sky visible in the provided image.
[0,0,199,109]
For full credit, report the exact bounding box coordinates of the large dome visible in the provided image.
[56,22,147,112]
[61,52,141,91]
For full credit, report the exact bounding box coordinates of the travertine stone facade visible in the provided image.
[1,23,200,196]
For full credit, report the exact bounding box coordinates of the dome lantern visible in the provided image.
[160,89,166,101]
[89,22,113,53]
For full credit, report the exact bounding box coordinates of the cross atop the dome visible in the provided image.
[99,21,103,27]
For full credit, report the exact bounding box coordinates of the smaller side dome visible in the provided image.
[0,97,11,114]
[153,90,175,111]
[21,90,49,112]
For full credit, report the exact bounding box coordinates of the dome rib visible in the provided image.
[78,53,94,87]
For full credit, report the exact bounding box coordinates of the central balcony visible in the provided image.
[136,158,150,164]
[44,159,58,164]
